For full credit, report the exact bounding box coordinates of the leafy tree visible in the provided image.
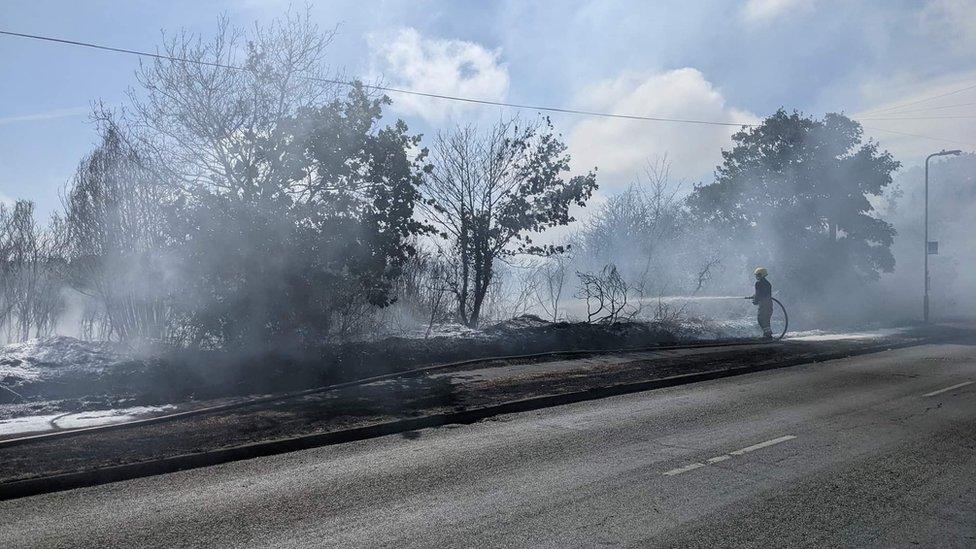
[688,110,900,297]
[282,85,433,307]
[91,11,433,348]
[175,86,431,347]
[422,118,598,327]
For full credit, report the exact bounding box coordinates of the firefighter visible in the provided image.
[751,267,773,339]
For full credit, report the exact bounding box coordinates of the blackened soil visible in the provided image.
[4,319,682,410]
[0,330,943,485]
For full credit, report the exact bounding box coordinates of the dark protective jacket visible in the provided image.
[753,278,772,305]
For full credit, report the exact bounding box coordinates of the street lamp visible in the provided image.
[923,149,961,323]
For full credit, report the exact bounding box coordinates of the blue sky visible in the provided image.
[2,0,975,221]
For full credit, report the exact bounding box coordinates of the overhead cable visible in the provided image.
[0,29,755,128]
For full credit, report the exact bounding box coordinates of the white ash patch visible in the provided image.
[0,336,134,387]
[0,404,175,437]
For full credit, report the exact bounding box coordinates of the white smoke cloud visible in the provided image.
[368,28,510,123]
[567,68,759,193]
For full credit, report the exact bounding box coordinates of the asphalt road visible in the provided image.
[3,342,976,548]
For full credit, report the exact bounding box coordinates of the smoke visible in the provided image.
[2,13,972,352]
[491,112,972,333]
[0,11,432,357]
[877,153,976,320]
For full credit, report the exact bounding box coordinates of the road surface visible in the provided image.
[2,343,975,548]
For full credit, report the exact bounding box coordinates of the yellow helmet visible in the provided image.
[754,266,768,278]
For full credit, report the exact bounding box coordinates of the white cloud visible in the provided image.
[567,68,759,193]
[368,28,510,123]
[740,0,815,24]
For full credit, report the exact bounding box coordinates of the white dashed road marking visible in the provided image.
[662,462,706,476]
[663,435,797,477]
[728,435,797,455]
[922,381,973,398]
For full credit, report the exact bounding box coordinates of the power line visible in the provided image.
[860,82,976,116]
[859,114,976,121]
[0,29,756,128]
[861,125,976,148]
[875,101,976,115]
[1,28,972,151]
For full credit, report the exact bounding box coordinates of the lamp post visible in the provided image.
[923,149,961,323]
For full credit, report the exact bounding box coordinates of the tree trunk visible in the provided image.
[467,237,493,328]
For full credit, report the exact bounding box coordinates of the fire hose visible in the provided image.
[742,296,789,341]
[772,297,789,340]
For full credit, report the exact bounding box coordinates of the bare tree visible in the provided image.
[124,8,339,199]
[421,269,453,338]
[0,204,20,336]
[642,155,683,243]
[422,118,597,327]
[575,264,638,324]
[63,126,175,342]
[490,261,542,321]
[28,215,68,338]
[0,202,68,342]
[1,202,42,341]
[535,253,568,322]
[580,155,683,274]
[572,153,733,314]
[693,255,722,293]
[393,248,454,337]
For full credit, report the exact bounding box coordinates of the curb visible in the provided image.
[0,339,920,501]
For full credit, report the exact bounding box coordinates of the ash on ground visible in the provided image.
[0,316,752,428]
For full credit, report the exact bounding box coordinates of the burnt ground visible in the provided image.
[0,317,682,416]
[1,322,968,486]
[157,317,684,399]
